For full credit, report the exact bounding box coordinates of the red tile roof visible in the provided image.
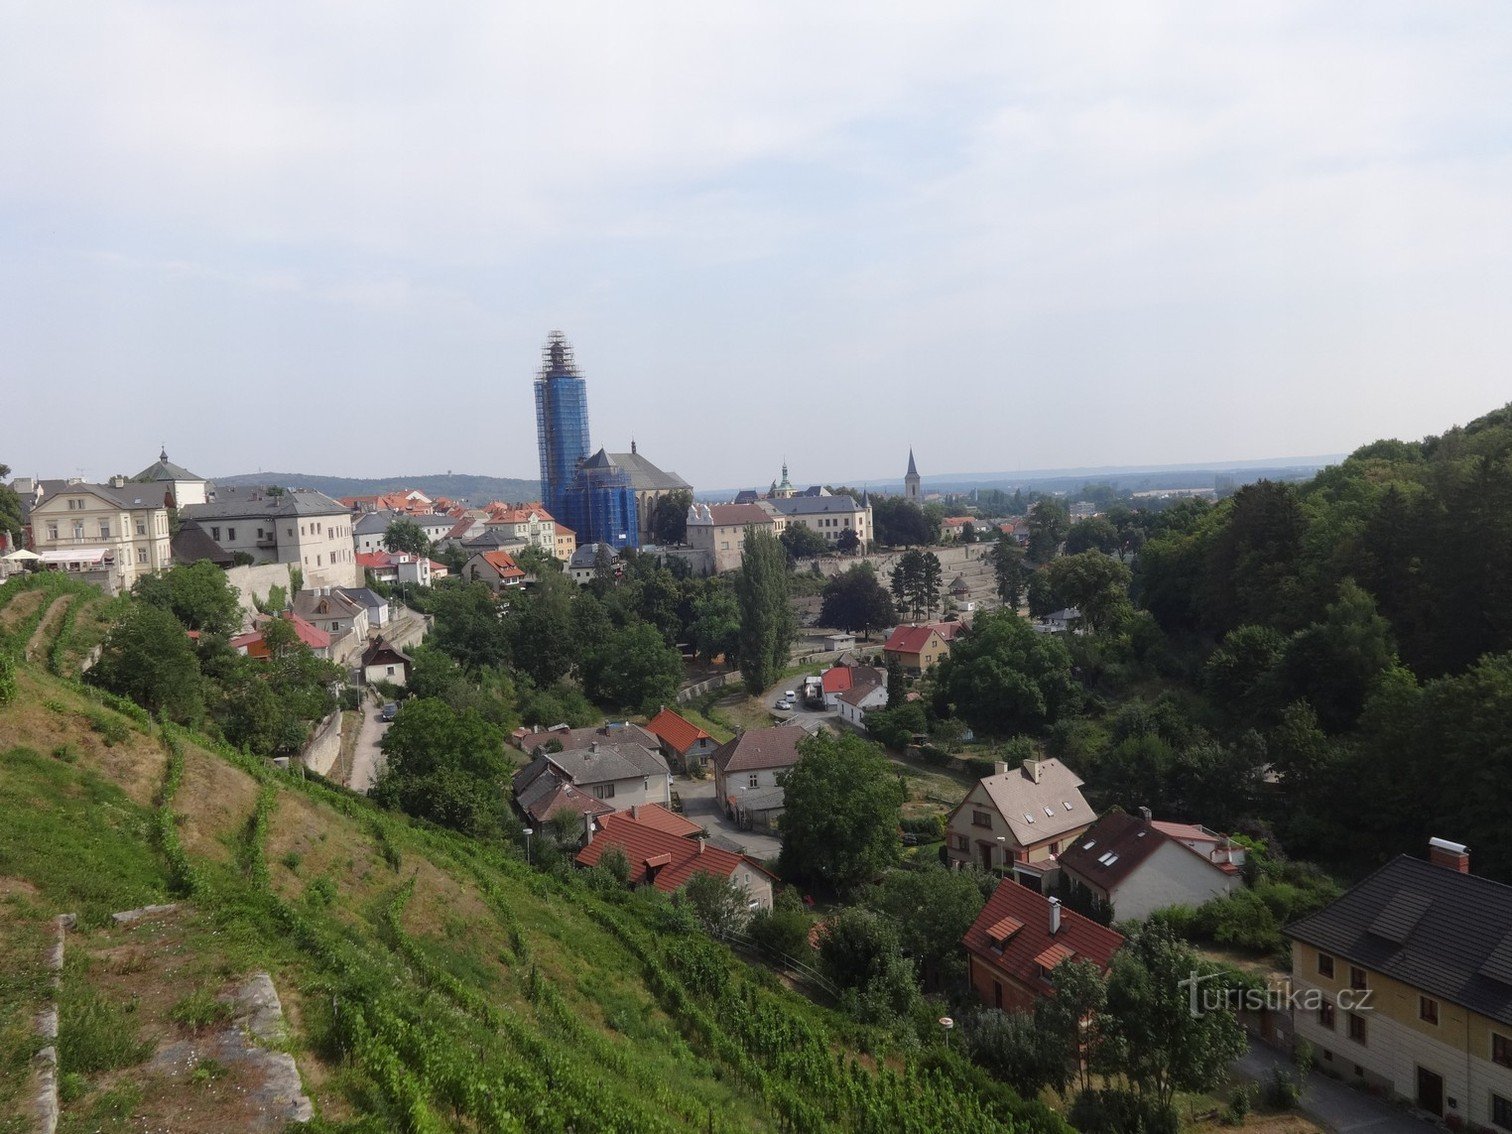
[645,707,711,756]
[480,551,525,579]
[926,620,970,642]
[710,725,806,775]
[883,625,943,656]
[624,802,703,838]
[282,612,331,650]
[576,813,773,895]
[356,551,395,569]
[705,503,774,526]
[821,667,854,694]
[963,879,1123,993]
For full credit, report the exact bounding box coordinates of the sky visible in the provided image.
[4,2,1512,490]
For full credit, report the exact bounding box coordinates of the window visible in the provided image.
[211,527,221,541]
[98,521,110,538]
[1493,1033,1512,1068]
[1348,1013,1367,1045]
[228,528,236,541]
[1318,953,1335,978]
[1319,1001,1335,1030]
[971,810,993,829]
[72,521,84,540]
[1420,997,1439,1025]
[136,548,147,564]
[955,834,970,851]
[748,774,760,788]
[1049,841,1060,856]
[46,523,58,541]
[593,784,615,800]
[135,519,146,535]
[386,666,395,676]
[317,554,322,566]
[1349,966,1367,991]
[1493,1094,1512,1132]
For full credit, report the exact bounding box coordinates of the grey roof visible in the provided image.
[354,510,400,535]
[546,742,670,786]
[606,450,691,493]
[728,785,785,814]
[134,448,203,483]
[521,721,657,756]
[580,449,619,470]
[907,449,919,477]
[569,542,618,569]
[974,758,1093,846]
[766,495,865,516]
[1287,855,1512,1028]
[171,520,233,567]
[335,586,386,611]
[292,589,364,620]
[183,484,347,521]
[32,479,169,513]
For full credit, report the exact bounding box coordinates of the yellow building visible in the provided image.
[22,477,172,594]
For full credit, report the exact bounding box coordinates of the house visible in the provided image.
[182,485,359,590]
[963,883,1124,1013]
[170,520,235,569]
[518,721,662,757]
[358,550,435,588]
[352,510,449,554]
[22,477,174,594]
[512,737,673,822]
[941,517,975,540]
[945,758,1096,888]
[1286,839,1512,1127]
[291,587,369,659]
[834,666,888,730]
[882,624,950,674]
[361,637,413,686]
[132,448,209,509]
[576,811,775,911]
[928,619,971,644]
[646,706,718,774]
[1151,820,1250,873]
[1057,809,1244,923]
[1033,608,1081,634]
[231,611,334,661]
[482,504,557,557]
[463,550,525,592]
[763,493,873,552]
[824,632,857,653]
[568,543,619,585]
[339,489,435,515]
[949,574,972,599]
[685,502,777,574]
[821,664,857,709]
[710,725,807,831]
[335,586,391,628]
[554,524,577,562]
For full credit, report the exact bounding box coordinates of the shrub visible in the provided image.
[170,986,233,1033]
[1225,1083,1255,1124]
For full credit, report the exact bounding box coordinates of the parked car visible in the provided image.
[775,698,794,711]
[379,702,398,722]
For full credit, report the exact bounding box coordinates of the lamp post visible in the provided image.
[522,827,534,866]
[939,1016,954,1050]
[997,835,1006,874]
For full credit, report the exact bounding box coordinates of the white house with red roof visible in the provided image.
[833,666,887,729]
[645,706,717,773]
[576,811,775,911]
[1058,810,1244,922]
[462,550,525,592]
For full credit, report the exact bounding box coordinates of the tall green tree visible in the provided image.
[1031,551,1133,632]
[133,561,243,636]
[1026,499,1070,565]
[580,621,683,714]
[430,582,511,671]
[90,603,204,723]
[935,609,1080,737]
[374,699,514,838]
[1037,957,1111,1094]
[0,463,23,546]
[383,517,430,557]
[1278,579,1398,732]
[815,907,919,1024]
[872,498,935,547]
[689,583,741,664]
[778,733,905,895]
[890,549,942,619]
[819,564,895,639]
[862,865,987,988]
[734,528,794,694]
[649,489,694,545]
[508,570,577,687]
[990,536,1027,609]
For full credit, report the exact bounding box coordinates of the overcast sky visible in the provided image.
[4,3,1511,490]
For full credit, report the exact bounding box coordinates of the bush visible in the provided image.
[963,757,997,779]
[748,890,812,963]
[1225,1084,1255,1124]
[1264,1066,1302,1110]
[1069,1089,1179,1134]
[917,743,950,766]
[170,986,233,1033]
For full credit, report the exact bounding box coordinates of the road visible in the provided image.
[1235,1041,1437,1134]
[347,706,389,794]
[677,777,783,861]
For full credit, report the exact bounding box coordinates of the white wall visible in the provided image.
[1107,840,1242,922]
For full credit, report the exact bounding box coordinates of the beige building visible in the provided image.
[21,477,173,594]
[945,758,1096,889]
[1287,841,1512,1130]
[483,506,557,557]
[686,502,778,573]
[763,492,872,551]
[182,485,359,590]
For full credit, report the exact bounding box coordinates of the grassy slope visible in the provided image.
[0,644,1058,1133]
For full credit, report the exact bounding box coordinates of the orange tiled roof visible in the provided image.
[646,707,711,756]
[963,878,1123,992]
[883,625,943,655]
[480,551,524,578]
[576,813,772,895]
[626,803,703,838]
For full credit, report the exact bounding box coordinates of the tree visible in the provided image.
[0,462,23,546]
[1103,922,1248,1115]
[508,570,577,687]
[1034,551,1133,633]
[90,603,204,723]
[0,648,16,707]
[819,565,895,639]
[680,871,751,936]
[989,536,1027,609]
[1202,624,1287,728]
[780,524,828,562]
[133,561,243,636]
[885,654,905,707]
[890,550,942,619]
[579,621,683,714]
[689,583,741,664]
[967,1010,1061,1098]
[835,527,861,554]
[748,889,813,962]
[862,865,987,988]
[734,529,794,694]
[430,582,511,671]
[777,732,904,895]
[1036,957,1111,1094]
[1027,499,1070,565]
[1065,517,1120,556]
[374,699,515,838]
[1278,579,1397,732]
[649,489,694,545]
[1204,480,1307,634]
[383,517,430,556]
[872,497,934,547]
[815,907,919,1024]
[935,609,1080,737]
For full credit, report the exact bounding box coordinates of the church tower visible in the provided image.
[904,449,920,502]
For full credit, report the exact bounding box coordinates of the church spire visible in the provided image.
[906,448,918,477]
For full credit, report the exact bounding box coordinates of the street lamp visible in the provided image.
[939,1016,954,1049]
[997,835,1006,873]
[522,827,534,865]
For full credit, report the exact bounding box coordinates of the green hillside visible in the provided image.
[0,586,1061,1133]
[211,471,541,505]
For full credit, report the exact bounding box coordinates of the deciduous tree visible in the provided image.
[383,517,430,557]
[819,565,895,639]
[777,732,904,895]
[735,529,794,694]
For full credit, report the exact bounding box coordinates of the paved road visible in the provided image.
[348,706,389,795]
[1235,1041,1437,1134]
[678,778,783,860]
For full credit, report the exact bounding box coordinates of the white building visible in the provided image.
[183,485,359,590]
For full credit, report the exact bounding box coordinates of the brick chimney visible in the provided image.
[697,837,705,856]
[1428,837,1470,874]
[1048,896,1062,935]
[1138,805,1152,821]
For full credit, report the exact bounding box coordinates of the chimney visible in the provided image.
[1048,896,1062,936]
[589,741,598,755]
[1138,805,1152,821]
[631,804,639,820]
[697,837,705,856]
[110,475,126,488]
[1428,837,1470,874]
[1023,758,1042,784]
[993,761,1009,777]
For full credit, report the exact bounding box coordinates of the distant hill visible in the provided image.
[213,470,540,505]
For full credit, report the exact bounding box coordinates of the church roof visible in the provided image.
[606,449,691,493]
[907,449,919,477]
[580,449,618,470]
[134,448,203,483]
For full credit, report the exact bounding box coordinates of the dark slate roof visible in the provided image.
[335,586,386,611]
[184,485,347,520]
[171,521,234,567]
[1057,810,1170,889]
[569,543,618,570]
[354,510,400,534]
[580,449,619,470]
[606,450,691,493]
[766,495,864,516]
[134,448,203,483]
[907,448,919,477]
[1286,855,1512,1027]
[34,479,169,512]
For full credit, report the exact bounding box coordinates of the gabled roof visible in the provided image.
[962,759,1094,847]
[765,495,864,517]
[927,620,970,642]
[698,503,775,527]
[1057,811,1175,890]
[834,666,884,708]
[334,586,387,612]
[361,637,412,667]
[476,550,525,579]
[624,802,703,838]
[513,765,616,825]
[292,589,364,621]
[32,479,169,513]
[821,667,854,694]
[710,725,806,775]
[576,812,772,895]
[645,707,712,756]
[520,722,660,756]
[184,485,347,520]
[605,451,691,493]
[963,877,1123,990]
[356,551,395,570]
[883,624,945,655]
[545,741,670,785]
[171,521,233,567]
[1286,854,1512,1028]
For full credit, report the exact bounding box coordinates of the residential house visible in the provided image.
[1057,809,1244,923]
[1033,608,1081,634]
[763,493,872,551]
[483,504,557,557]
[182,485,358,589]
[568,543,619,585]
[882,624,950,674]
[352,510,450,553]
[361,638,413,686]
[646,706,718,774]
[230,612,334,661]
[1286,839,1512,1127]
[357,551,434,588]
[576,811,774,911]
[22,477,173,594]
[335,586,391,629]
[554,524,577,562]
[512,737,673,822]
[963,884,1124,1013]
[685,502,778,574]
[821,664,857,710]
[463,550,525,592]
[291,588,369,661]
[132,448,208,509]
[834,666,888,730]
[941,517,975,540]
[823,632,857,653]
[945,758,1096,888]
[518,721,662,757]
[710,725,807,831]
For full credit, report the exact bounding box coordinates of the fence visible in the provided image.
[677,671,741,704]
